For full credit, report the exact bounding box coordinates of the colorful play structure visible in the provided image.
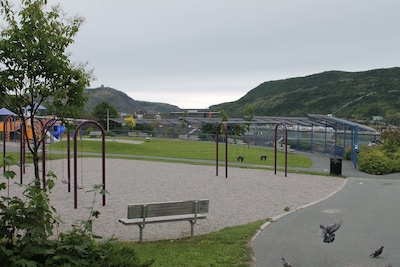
[1,106,106,209]
[0,119,66,142]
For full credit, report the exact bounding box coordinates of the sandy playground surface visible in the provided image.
[2,158,346,242]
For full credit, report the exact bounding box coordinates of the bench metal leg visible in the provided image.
[138,225,144,242]
[190,220,195,237]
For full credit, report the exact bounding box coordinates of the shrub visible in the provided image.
[344,148,352,160]
[358,148,394,175]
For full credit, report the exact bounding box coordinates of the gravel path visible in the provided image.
[3,158,346,242]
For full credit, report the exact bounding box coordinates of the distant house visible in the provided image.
[170,109,219,118]
[372,116,383,121]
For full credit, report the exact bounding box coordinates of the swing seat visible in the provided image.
[260,155,267,161]
[237,155,244,162]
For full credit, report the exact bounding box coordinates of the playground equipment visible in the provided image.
[2,115,15,173]
[73,120,106,209]
[235,139,246,162]
[41,119,106,209]
[274,122,288,177]
[215,122,228,178]
[2,112,107,209]
[50,125,65,140]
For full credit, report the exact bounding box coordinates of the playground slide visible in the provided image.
[51,125,65,140]
[53,125,65,139]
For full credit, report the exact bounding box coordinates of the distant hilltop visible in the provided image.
[84,86,180,115]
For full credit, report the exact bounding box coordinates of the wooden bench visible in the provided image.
[119,199,209,242]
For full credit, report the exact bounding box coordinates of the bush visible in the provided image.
[344,148,352,160]
[358,148,394,175]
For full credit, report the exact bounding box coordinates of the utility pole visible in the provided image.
[107,108,109,131]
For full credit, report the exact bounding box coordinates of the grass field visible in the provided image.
[47,138,312,168]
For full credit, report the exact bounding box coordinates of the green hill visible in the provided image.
[210,67,400,122]
[84,86,180,114]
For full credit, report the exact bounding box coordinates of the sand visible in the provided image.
[2,158,346,242]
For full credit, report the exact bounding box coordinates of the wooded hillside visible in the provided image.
[210,67,400,123]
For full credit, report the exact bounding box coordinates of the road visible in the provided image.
[252,155,400,267]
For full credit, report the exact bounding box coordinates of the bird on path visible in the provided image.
[281,257,292,267]
[319,220,342,243]
[370,246,384,258]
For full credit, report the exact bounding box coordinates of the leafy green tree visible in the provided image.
[92,101,118,129]
[241,103,255,147]
[0,0,92,183]
[219,109,229,121]
[380,128,400,153]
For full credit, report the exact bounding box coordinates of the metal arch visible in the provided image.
[216,122,228,178]
[274,122,288,177]
[41,118,57,188]
[73,120,106,209]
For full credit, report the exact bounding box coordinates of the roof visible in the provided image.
[134,116,328,127]
[0,107,17,116]
[308,114,378,132]
[132,115,377,133]
[25,103,46,110]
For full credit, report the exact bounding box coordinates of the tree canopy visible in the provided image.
[0,0,92,180]
[0,0,91,119]
[92,101,118,129]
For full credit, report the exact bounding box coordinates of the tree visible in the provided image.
[92,101,118,129]
[219,109,229,122]
[0,0,92,184]
[124,115,136,130]
[241,103,255,147]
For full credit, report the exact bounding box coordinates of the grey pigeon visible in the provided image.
[281,257,292,267]
[370,246,384,258]
[319,220,342,243]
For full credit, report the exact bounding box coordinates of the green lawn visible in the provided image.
[114,219,269,267]
[48,138,312,168]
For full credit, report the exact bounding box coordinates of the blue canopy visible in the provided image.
[0,107,17,116]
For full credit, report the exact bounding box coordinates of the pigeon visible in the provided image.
[370,246,384,258]
[319,220,342,243]
[281,257,292,267]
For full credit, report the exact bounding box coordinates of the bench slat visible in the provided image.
[119,213,207,226]
[127,199,209,219]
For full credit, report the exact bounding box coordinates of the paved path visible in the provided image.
[252,153,400,267]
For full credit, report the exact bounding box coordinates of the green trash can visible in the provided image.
[330,157,342,176]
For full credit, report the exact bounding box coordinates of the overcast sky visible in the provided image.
[53,0,400,109]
